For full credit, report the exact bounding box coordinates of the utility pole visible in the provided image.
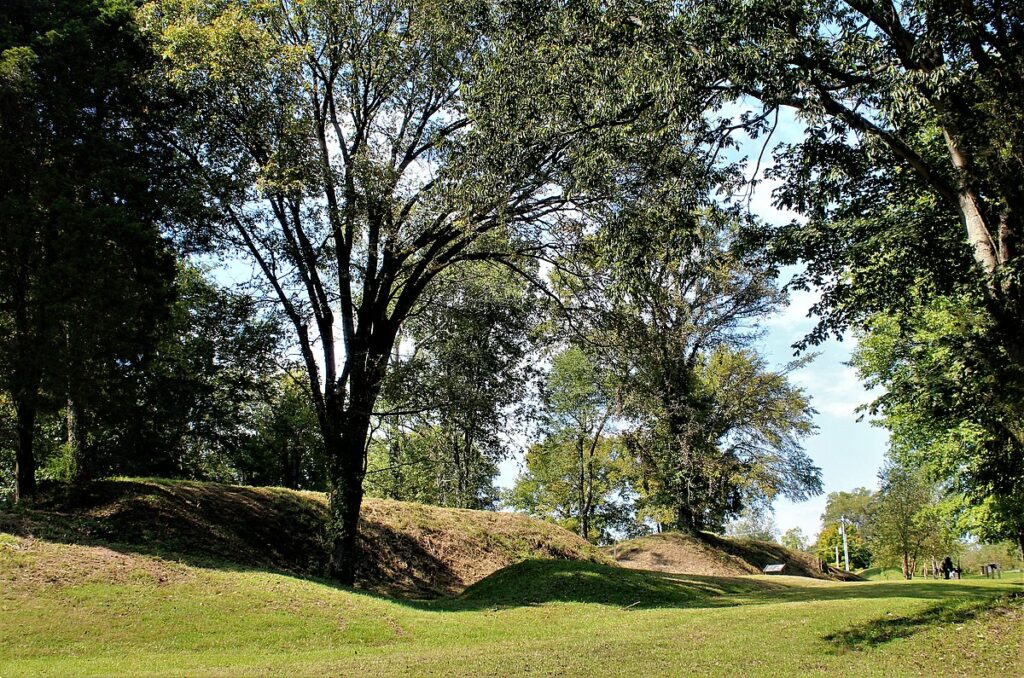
[838,516,851,572]
[835,544,840,569]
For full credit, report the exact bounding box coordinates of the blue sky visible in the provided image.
[734,108,889,541]
[754,286,888,542]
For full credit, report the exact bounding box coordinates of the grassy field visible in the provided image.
[2,534,1021,676]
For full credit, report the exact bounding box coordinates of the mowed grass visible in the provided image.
[1,535,1022,677]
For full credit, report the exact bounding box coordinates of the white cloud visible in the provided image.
[765,285,821,333]
[793,361,878,420]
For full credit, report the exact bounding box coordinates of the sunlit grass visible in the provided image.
[1,535,1021,676]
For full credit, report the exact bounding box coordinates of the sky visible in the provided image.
[733,109,890,542]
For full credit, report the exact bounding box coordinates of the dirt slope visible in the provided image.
[0,478,609,597]
[608,531,859,581]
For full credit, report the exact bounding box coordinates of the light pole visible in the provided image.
[838,516,851,572]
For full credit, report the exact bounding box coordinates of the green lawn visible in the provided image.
[1,535,1021,676]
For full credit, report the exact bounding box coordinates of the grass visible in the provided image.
[2,535,1021,676]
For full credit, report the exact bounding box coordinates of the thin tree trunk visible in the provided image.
[14,397,37,502]
[66,397,92,482]
[577,434,587,539]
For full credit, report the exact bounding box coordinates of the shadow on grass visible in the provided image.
[823,593,1021,651]
[413,559,772,612]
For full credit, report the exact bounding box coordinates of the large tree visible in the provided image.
[143,0,711,582]
[820,487,875,537]
[679,0,1024,513]
[853,295,1024,559]
[506,346,628,543]
[110,265,285,481]
[684,0,1024,339]
[369,262,539,509]
[870,459,956,579]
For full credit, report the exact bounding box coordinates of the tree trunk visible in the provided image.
[14,397,37,502]
[327,423,367,586]
[452,433,463,509]
[942,130,999,277]
[67,397,79,465]
[67,397,91,482]
[577,434,587,539]
[280,439,299,489]
[675,503,698,534]
[325,378,380,586]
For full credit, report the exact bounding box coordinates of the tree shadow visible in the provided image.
[408,559,777,612]
[823,593,1021,651]
[744,579,1023,606]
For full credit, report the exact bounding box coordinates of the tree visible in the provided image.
[869,459,956,579]
[236,372,325,491]
[726,506,779,542]
[684,0,1024,346]
[558,217,822,533]
[365,424,501,509]
[143,0,712,582]
[780,526,808,552]
[678,1,1024,519]
[371,262,539,509]
[852,295,1024,562]
[814,522,870,570]
[0,0,185,499]
[101,265,284,481]
[820,488,876,539]
[506,347,626,543]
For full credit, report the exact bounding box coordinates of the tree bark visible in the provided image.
[577,434,588,539]
[324,358,388,585]
[327,422,368,586]
[941,128,1000,278]
[14,397,36,502]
